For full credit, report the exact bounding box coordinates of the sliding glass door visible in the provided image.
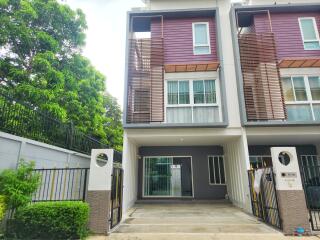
[143,157,193,197]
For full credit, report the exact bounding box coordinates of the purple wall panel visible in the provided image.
[254,12,320,60]
[151,17,217,64]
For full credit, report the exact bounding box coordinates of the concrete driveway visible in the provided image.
[89,202,320,240]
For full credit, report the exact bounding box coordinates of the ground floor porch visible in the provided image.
[121,126,320,234]
[89,202,320,240]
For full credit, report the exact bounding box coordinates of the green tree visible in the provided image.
[103,92,123,151]
[0,0,122,146]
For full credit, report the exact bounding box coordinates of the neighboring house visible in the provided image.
[122,0,320,215]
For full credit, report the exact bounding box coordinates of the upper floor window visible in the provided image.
[166,79,220,123]
[298,18,320,50]
[282,76,320,121]
[192,22,211,55]
[193,80,216,104]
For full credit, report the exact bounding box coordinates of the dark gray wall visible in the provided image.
[138,146,226,200]
[248,145,317,156]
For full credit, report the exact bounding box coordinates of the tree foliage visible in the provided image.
[0,0,123,149]
[104,93,123,151]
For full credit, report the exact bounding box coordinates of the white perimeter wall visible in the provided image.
[0,131,90,170]
[122,131,139,215]
[223,132,251,212]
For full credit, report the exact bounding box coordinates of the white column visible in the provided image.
[122,131,139,215]
[223,130,251,212]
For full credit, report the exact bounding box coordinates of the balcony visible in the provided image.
[233,5,320,125]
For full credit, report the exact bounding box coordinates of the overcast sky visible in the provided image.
[66,0,144,109]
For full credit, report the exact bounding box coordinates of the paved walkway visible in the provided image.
[89,202,320,240]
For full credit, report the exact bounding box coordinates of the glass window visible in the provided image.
[282,77,294,101]
[205,80,216,103]
[167,81,189,105]
[193,106,219,123]
[313,104,320,121]
[193,80,205,104]
[166,79,220,123]
[193,23,210,55]
[179,81,190,104]
[299,18,320,50]
[194,24,208,44]
[166,107,192,123]
[309,76,320,100]
[144,157,193,197]
[193,80,216,104]
[208,156,225,185]
[282,75,320,122]
[292,77,307,101]
[167,81,178,104]
[286,104,313,121]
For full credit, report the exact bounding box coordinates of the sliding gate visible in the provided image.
[300,155,320,231]
[109,166,123,229]
[248,167,282,230]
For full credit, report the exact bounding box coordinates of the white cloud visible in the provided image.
[65,0,144,109]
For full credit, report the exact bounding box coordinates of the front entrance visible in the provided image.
[143,156,193,197]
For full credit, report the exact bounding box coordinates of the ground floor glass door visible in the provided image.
[143,157,192,197]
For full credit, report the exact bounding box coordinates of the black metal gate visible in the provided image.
[248,167,282,229]
[300,155,320,231]
[110,166,123,229]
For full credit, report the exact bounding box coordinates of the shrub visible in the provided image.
[0,195,6,221]
[0,160,40,210]
[13,201,89,239]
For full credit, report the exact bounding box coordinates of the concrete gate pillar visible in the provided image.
[87,149,114,235]
[271,147,311,235]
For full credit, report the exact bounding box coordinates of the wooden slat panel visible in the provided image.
[239,32,286,121]
[279,57,320,68]
[127,38,164,123]
[164,62,219,73]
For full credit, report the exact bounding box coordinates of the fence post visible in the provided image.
[83,169,88,201]
[67,121,74,150]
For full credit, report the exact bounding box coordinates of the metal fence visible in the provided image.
[300,155,320,231]
[110,167,123,229]
[0,91,108,155]
[248,167,282,230]
[32,168,89,202]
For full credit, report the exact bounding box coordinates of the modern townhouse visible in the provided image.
[121,0,320,233]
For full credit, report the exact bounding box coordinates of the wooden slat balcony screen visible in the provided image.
[127,37,164,123]
[238,32,286,121]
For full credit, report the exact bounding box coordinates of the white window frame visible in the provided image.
[298,17,320,50]
[208,155,226,185]
[192,22,211,55]
[164,72,222,123]
[281,74,320,121]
